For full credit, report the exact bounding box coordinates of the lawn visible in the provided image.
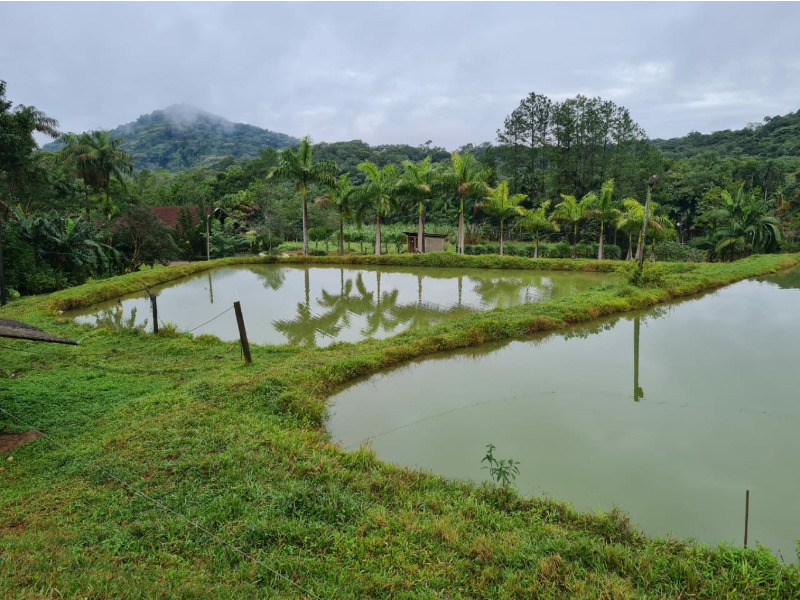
[2,253,799,599]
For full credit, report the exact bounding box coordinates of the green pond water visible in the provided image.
[68,265,617,347]
[327,267,800,560]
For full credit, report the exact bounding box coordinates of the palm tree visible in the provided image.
[268,136,337,256]
[478,181,526,256]
[592,179,621,260]
[553,192,595,258]
[518,200,559,258]
[617,198,665,261]
[646,212,674,262]
[9,104,60,140]
[354,161,399,256]
[59,130,133,221]
[439,151,490,254]
[397,156,436,253]
[708,184,782,261]
[315,173,356,256]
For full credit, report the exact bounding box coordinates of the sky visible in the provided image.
[2,1,800,151]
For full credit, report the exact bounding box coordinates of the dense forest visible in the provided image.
[2,78,799,302]
[653,110,800,159]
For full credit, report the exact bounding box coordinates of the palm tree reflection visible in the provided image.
[93,305,146,331]
[633,316,644,402]
[273,269,463,346]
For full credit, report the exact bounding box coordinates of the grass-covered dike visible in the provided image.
[2,253,799,599]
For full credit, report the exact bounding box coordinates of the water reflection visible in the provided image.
[327,274,800,557]
[273,270,465,346]
[93,305,147,332]
[633,316,644,402]
[69,265,618,347]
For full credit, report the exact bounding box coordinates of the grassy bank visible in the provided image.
[2,254,799,598]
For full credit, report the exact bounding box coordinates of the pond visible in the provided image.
[327,267,800,560]
[68,265,617,347]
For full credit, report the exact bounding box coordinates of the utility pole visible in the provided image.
[637,175,658,270]
[0,215,6,307]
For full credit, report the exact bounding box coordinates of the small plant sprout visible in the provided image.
[481,443,520,489]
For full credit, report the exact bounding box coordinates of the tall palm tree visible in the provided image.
[397,156,436,253]
[479,181,526,256]
[553,192,595,258]
[268,136,337,256]
[439,151,490,254]
[518,200,559,258]
[354,161,399,256]
[592,179,621,260]
[315,173,356,256]
[60,130,133,220]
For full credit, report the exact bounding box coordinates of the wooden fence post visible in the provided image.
[744,490,750,548]
[233,301,251,365]
[149,293,158,334]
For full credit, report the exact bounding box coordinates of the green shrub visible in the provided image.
[654,240,707,262]
[600,244,622,260]
[541,242,573,259]
[308,248,328,256]
[781,241,800,254]
[620,262,668,287]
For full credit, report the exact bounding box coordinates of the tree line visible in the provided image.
[2,79,799,303]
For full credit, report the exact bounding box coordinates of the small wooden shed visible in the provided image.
[404,232,448,254]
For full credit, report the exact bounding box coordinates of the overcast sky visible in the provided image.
[3,2,799,150]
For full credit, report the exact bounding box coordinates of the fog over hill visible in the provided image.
[44,105,299,172]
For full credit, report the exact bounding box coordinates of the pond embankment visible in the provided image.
[1,253,799,598]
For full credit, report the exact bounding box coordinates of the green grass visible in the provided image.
[2,253,799,598]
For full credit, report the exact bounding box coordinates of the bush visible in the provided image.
[465,243,497,256]
[780,241,800,254]
[620,262,668,287]
[308,248,327,256]
[654,240,707,262]
[463,241,622,260]
[260,234,284,252]
[541,242,573,259]
[600,244,622,260]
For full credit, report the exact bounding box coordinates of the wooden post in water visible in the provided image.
[744,489,750,547]
[149,293,158,334]
[233,301,251,365]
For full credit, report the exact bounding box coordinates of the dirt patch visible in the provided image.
[0,431,42,453]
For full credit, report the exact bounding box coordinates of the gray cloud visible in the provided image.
[3,2,799,150]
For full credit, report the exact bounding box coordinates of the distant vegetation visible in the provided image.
[3,78,800,301]
[44,104,299,172]
[653,110,800,159]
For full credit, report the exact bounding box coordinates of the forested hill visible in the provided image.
[652,109,800,160]
[43,105,299,172]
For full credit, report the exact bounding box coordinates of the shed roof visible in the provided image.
[0,318,77,345]
[403,232,448,238]
[151,206,205,229]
